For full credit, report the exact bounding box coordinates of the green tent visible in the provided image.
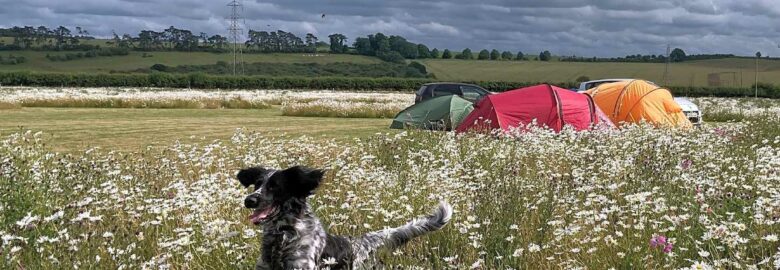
[390,95,475,130]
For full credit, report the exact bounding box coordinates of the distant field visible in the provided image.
[421,58,780,87]
[2,43,780,86]
[0,50,381,73]
[0,107,389,151]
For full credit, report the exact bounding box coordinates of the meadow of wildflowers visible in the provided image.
[691,97,780,122]
[0,87,413,118]
[0,92,779,269]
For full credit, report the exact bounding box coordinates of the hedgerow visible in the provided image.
[0,71,778,98]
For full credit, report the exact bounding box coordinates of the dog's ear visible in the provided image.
[236,167,265,187]
[279,165,325,197]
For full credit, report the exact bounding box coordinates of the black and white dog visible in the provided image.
[237,165,452,270]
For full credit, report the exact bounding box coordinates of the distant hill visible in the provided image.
[1,48,779,87]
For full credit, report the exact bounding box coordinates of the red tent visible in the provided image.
[455,84,614,133]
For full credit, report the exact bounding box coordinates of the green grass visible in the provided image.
[0,107,390,151]
[0,50,381,73]
[421,58,780,87]
[1,43,780,87]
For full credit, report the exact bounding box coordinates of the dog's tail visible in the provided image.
[355,202,452,253]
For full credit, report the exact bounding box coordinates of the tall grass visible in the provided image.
[280,100,405,118]
[14,97,270,109]
[0,87,414,116]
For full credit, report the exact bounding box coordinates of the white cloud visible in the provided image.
[419,22,459,36]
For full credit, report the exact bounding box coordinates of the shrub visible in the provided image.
[149,62,428,78]
[408,62,427,74]
[377,51,406,64]
[151,64,169,72]
[45,48,129,62]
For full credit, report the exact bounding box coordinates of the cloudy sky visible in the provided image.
[1,0,779,57]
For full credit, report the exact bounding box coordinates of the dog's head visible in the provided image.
[237,165,324,225]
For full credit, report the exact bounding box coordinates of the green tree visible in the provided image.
[460,48,473,59]
[417,44,431,59]
[431,48,440,58]
[442,49,452,59]
[328,33,347,53]
[305,33,318,53]
[756,51,762,58]
[354,37,372,55]
[516,51,524,60]
[539,50,552,61]
[670,48,686,62]
[490,49,501,60]
[478,49,490,60]
[53,26,72,48]
[501,51,513,60]
[369,33,390,53]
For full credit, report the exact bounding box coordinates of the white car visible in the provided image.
[576,79,701,125]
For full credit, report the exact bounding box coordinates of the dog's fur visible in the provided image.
[237,165,452,270]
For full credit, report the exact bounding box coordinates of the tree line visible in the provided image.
[0,25,546,62]
[0,25,747,64]
[0,25,96,51]
[560,48,736,63]
[332,32,539,63]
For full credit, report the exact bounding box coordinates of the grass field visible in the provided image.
[0,51,381,73]
[2,46,780,87]
[0,107,388,151]
[422,58,780,86]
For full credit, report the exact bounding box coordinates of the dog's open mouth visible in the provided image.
[248,205,278,225]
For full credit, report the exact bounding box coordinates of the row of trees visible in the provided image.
[6,25,733,64]
[0,25,324,53]
[0,26,93,50]
[445,48,533,61]
[246,30,323,53]
[332,32,542,62]
[560,48,736,63]
[121,27,329,53]
[124,27,226,51]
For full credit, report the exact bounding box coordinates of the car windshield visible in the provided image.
[460,86,485,101]
[433,84,461,96]
[416,85,428,95]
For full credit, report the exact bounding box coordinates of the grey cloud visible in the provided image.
[0,0,778,57]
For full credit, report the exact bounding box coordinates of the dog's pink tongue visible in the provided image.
[248,207,274,224]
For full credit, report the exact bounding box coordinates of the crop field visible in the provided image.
[0,51,381,73]
[1,88,780,269]
[3,48,780,87]
[421,58,780,87]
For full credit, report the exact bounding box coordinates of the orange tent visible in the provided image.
[585,80,692,128]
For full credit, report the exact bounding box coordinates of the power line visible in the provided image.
[227,0,244,76]
[662,44,671,86]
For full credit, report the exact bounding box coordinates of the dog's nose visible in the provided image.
[244,196,259,208]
